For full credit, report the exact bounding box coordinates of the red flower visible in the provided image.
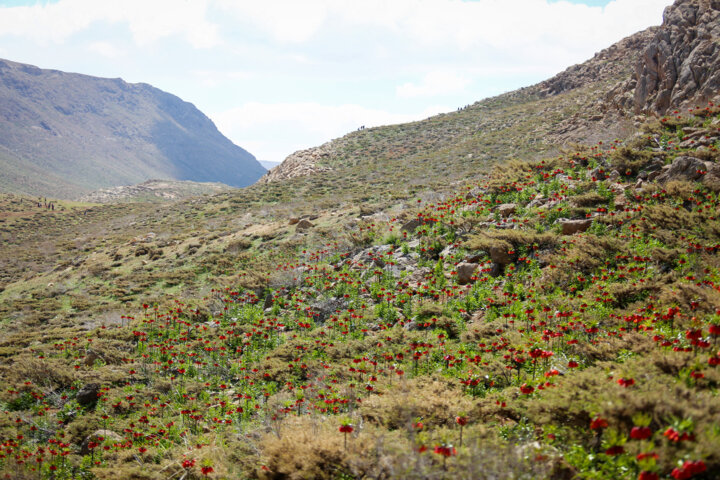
[455,416,468,427]
[605,445,624,456]
[519,383,534,394]
[630,426,652,440]
[201,465,214,476]
[568,360,579,368]
[433,444,457,457]
[590,417,608,430]
[339,425,354,433]
[671,461,704,480]
[617,378,635,387]
[638,472,658,480]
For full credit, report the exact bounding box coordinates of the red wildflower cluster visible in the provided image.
[630,426,652,440]
[617,377,635,387]
[433,444,457,457]
[590,417,608,430]
[671,460,706,479]
[663,427,694,443]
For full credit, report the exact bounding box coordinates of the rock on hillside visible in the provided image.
[605,0,720,114]
[0,59,265,199]
[535,28,658,98]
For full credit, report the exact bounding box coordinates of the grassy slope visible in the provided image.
[0,107,718,479]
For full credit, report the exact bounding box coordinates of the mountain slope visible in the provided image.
[264,0,719,187]
[0,59,265,198]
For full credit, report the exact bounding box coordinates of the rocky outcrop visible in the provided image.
[656,155,720,190]
[260,144,333,183]
[401,218,422,233]
[497,203,517,218]
[632,0,720,114]
[537,29,656,98]
[559,219,593,235]
[295,219,314,232]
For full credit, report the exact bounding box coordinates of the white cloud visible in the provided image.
[87,41,126,58]
[397,70,471,98]
[215,0,330,44]
[211,102,450,162]
[0,0,220,48]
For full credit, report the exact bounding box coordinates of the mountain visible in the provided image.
[0,59,265,198]
[263,0,719,186]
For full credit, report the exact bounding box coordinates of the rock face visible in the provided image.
[633,0,720,113]
[0,58,265,199]
[537,29,656,99]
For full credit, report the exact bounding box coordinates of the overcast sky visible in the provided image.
[0,0,672,163]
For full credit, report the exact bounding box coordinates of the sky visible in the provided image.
[0,0,673,163]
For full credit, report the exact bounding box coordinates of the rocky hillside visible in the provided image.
[1,104,719,479]
[78,180,234,204]
[0,59,265,199]
[603,0,720,114]
[263,0,719,186]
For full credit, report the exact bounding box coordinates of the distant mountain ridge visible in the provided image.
[0,59,265,199]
